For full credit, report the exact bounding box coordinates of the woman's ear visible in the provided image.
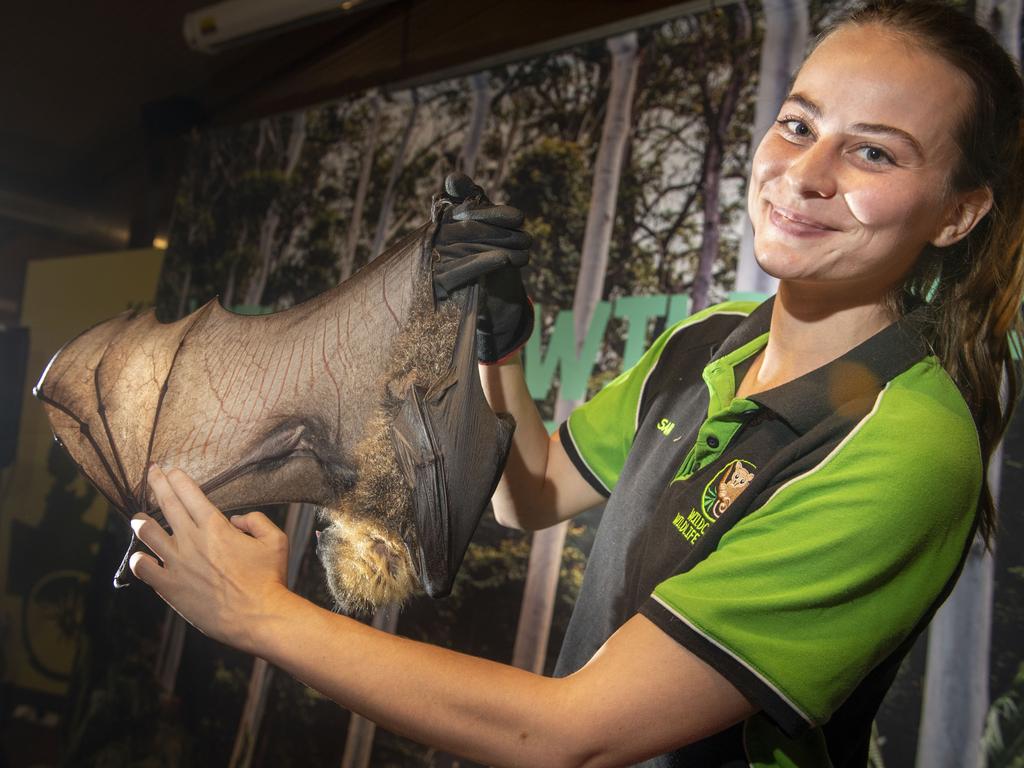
[931,185,994,248]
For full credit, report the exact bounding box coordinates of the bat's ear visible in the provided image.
[390,285,514,597]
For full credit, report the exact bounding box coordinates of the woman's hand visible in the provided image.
[128,465,292,655]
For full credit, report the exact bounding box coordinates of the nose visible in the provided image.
[784,139,838,199]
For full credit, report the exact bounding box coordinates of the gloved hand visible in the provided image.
[433,172,534,364]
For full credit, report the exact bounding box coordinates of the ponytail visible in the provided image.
[834,1,1024,544]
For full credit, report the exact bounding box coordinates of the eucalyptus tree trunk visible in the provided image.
[916,445,1001,768]
[461,72,492,178]
[494,108,521,191]
[340,95,383,281]
[735,0,809,296]
[512,31,640,674]
[370,89,420,260]
[915,12,1017,766]
[691,2,754,312]
[154,607,187,698]
[242,112,308,306]
[229,502,317,768]
[975,0,1022,59]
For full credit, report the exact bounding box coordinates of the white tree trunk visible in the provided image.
[512,32,639,674]
[915,444,1000,768]
[229,503,317,768]
[916,13,1017,765]
[243,112,308,306]
[915,530,995,768]
[155,608,187,697]
[461,72,492,179]
[735,0,808,295]
[340,95,383,281]
[370,89,420,260]
[975,0,1022,60]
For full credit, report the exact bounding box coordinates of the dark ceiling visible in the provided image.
[0,0,694,321]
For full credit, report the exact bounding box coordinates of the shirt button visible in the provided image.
[706,435,720,448]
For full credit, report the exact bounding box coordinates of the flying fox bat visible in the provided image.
[34,201,515,612]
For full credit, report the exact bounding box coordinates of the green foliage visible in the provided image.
[983,663,1024,768]
[503,137,589,311]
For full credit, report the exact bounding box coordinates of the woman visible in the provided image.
[128,2,1024,765]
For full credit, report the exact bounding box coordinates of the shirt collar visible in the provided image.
[710,297,931,435]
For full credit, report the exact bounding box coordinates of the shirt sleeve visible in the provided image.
[639,367,982,735]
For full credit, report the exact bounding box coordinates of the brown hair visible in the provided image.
[829,1,1024,544]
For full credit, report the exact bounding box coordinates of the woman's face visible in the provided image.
[747,23,975,300]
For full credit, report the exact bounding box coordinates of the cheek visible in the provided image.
[842,187,895,227]
[747,139,782,216]
[842,180,937,233]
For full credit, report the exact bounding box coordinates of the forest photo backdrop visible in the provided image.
[51,1,1024,766]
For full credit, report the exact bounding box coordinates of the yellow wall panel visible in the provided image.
[1,248,164,696]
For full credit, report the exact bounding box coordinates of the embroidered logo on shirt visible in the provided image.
[656,418,676,436]
[704,459,756,519]
[670,460,757,545]
[672,507,715,544]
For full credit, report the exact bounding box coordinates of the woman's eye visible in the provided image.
[856,145,894,165]
[777,118,812,138]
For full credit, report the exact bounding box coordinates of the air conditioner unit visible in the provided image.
[184,0,393,54]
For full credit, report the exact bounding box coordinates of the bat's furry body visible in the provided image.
[35,213,514,611]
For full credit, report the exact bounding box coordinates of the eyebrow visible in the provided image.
[783,92,925,160]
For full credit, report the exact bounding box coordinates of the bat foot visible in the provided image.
[112,533,144,588]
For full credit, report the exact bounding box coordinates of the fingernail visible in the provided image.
[131,517,144,534]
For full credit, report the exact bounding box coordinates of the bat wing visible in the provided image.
[390,285,514,598]
[36,215,516,602]
[35,225,432,575]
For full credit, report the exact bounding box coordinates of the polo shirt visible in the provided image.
[555,297,981,767]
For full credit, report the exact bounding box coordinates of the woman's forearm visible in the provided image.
[478,353,605,528]
[256,590,578,768]
[478,352,559,529]
[253,592,753,768]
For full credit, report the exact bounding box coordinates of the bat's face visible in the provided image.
[315,510,417,615]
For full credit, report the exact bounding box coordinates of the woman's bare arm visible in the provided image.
[479,352,605,530]
[129,466,756,768]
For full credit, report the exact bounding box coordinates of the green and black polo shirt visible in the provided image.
[555,297,981,768]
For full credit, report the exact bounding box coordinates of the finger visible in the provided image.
[131,512,175,562]
[436,219,532,250]
[452,202,524,229]
[163,468,220,528]
[444,172,485,201]
[129,550,170,592]
[434,251,530,296]
[148,464,195,534]
[230,511,287,542]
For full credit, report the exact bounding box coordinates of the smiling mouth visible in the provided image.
[768,204,838,235]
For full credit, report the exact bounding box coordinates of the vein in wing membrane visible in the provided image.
[94,307,205,509]
[36,313,139,515]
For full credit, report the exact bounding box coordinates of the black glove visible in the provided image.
[433,173,534,364]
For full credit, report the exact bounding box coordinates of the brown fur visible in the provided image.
[317,277,462,614]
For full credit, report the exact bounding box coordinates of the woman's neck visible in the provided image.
[737,281,896,398]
